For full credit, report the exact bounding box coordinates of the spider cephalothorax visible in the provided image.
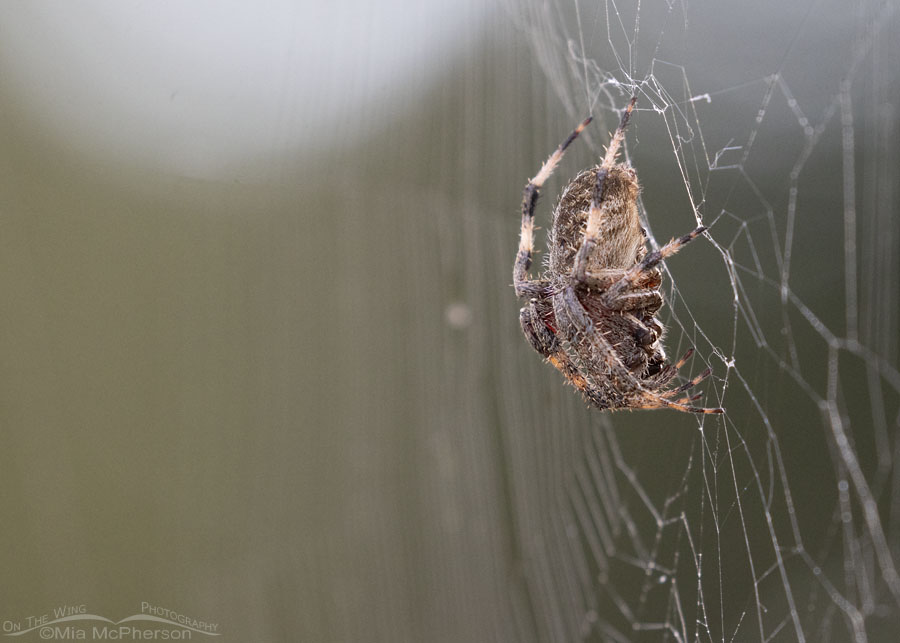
[513,97,723,414]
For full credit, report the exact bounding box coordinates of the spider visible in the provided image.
[513,96,723,414]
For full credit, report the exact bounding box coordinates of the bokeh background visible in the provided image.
[1,1,898,641]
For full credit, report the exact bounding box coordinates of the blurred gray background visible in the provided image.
[1,1,898,642]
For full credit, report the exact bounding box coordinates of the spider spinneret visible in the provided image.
[513,96,724,414]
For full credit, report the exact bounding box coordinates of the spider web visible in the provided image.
[494,0,900,641]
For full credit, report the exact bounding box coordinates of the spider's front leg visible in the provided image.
[514,116,592,299]
[570,97,638,285]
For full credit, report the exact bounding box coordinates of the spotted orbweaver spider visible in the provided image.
[513,96,724,414]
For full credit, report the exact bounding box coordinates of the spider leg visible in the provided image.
[553,285,724,414]
[660,366,713,398]
[623,313,661,347]
[520,301,592,395]
[602,225,707,307]
[579,267,660,293]
[552,285,644,408]
[572,96,637,283]
[577,267,624,291]
[551,286,595,343]
[645,347,723,413]
[514,116,592,298]
[654,347,716,396]
[578,267,665,346]
[672,347,695,369]
[604,289,664,313]
[599,95,638,169]
[638,393,725,415]
[519,301,559,355]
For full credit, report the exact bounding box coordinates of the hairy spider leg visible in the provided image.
[673,346,695,369]
[546,352,594,398]
[514,117,604,399]
[600,95,638,169]
[550,286,630,409]
[621,313,662,347]
[655,348,718,397]
[553,286,724,414]
[514,116,592,298]
[640,390,725,414]
[647,350,723,411]
[519,302,593,395]
[604,289,664,313]
[602,225,707,307]
[572,95,637,283]
[662,367,714,397]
